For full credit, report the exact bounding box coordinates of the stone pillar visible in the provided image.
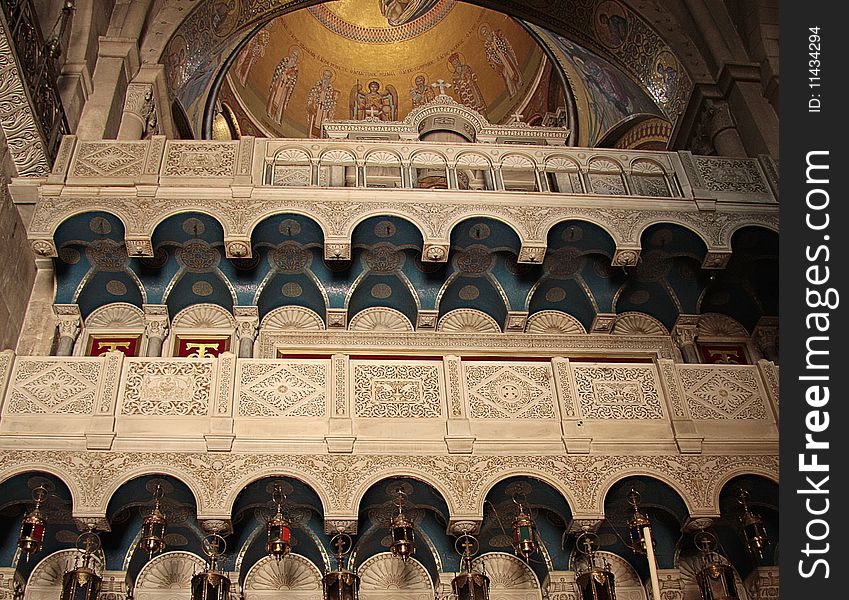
[754,321,779,363]
[117,82,155,139]
[672,325,700,364]
[234,306,259,358]
[705,99,746,157]
[143,304,169,357]
[54,305,81,356]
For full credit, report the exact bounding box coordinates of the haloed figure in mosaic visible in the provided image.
[266,47,301,124]
[480,23,522,98]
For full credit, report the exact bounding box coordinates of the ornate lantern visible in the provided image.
[389,489,416,561]
[18,486,48,560]
[323,533,359,600]
[266,482,292,560]
[191,535,231,600]
[138,484,167,556]
[574,531,616,600]
[736,489,768,559]
[451,534,489,600]
[694,532,740,600]
[60,529,103,600]
[626,489,652,554]
[511,493,538,560]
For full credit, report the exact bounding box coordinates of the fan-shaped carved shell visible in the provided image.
[612,312,668,336]
[501,154,535,169]
[261,306,325,331]
[244,554,322,591]
[365,151,401,165]
[358,553,432,595]
[472,553,539,592]
[348,307,414,332]
[85,302,144,328]
[171,304,236,329]
[588,158,623,173]
[697,313,749,337]
[526,311,585,334]
[456,153,492,168]
[25,550,104,600]
[545,157,580,172]
[136,552,206,590]
[273,148,311,164]
[631,159,666,174]
[320,149,356,165]
[438,309,501,333]
[410,151,447,167]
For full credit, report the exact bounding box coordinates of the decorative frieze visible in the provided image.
[353,362,443,419]
[676,365,768,420]
[464,362,555,419]
[571,364,664,420]
[237,360,328,418]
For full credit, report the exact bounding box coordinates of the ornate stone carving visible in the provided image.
[701,251,731,269]
[86,303,145,329]
[423,244,448,262]
[8,359,101,414]
[243,554,322,596]
[518,245,546,264]
[353,363,443,418]
[471,553,539,596]
[171,304,235,329]
[612,248,640,267]
[572,365,664,419]
[590,313,616,333]
[71,142,147,178]
[437,309,500,333]
[261,306,324,331]
[348,307,413,332]
[415,310,438,330]
[126,238,154,257]
[163,142,237,177]
[465,363,555,419]
[143,305,170,340]
[325,243,351,260]
[30,239,57,257]
[135,551,205,600]
[226,240,251,259]
[121,360,213,416]
[697,313,748,337]
[359,553,433,599]
[677,366,767,420]
[612,313,667,336]
[326,308,347,329]
[694,157,769,194]
[526,311,585,335]
[238,361,327,417]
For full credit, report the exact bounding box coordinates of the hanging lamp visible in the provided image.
[190,534,230,600]
[323,533,359,600]
[138,483,167,556]
[389,489,416,561]
[574,531,616,600]
[266,482,292,561]
[736,489,769,560]
[694,531,740,600]
[18,485,48,561]
[510,493,538,561]
[60,528,103,600]
[451,534,489,600]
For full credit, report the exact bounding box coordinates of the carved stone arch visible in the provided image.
[45,207,133,238]
[500,154,537,169]
[260,306,325,331]
[471,553,541,600]
[320,149,357,165]
[544,156,580,172]
[24,550,103,600]
[630,159,668,175]
[676,552,748,600]
[410,151,447,167]
[358,553,434,600]
[272,147,312,164]
[348,471,459,520]
[244,210,330,244]
[148,209,230,240]
[243,554,323,599]
[697,313,749,337]
[222,471,332,521]
[634,219,711,252]
[475,472,578,521]
[612,312,668,336]
[708,469,779,514]
[525,311,585,335]
[569,551,646,600]
[135,551,206,600]
[405,99,488,133]
[95,467,205,515]
[344,212,427,244]
[539,215,620,248]
[456,153,493,168]
[364,150,402,166]
[0,466,82,513]
[587,157,625,173]
[437,309,501,333]
[596,471,698,518]
[171,303,236,329]
[348,307,414,332]
[85,302,145,329]
[725,221,780,245]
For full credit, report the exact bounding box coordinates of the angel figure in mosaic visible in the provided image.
[350,80,398,121]
[480,24,522,98]
[266,47,301,125]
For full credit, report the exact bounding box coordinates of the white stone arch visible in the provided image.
[725,220,780,242]
[633,219,711,252]
[147,209,230,240]
[348,307,414,332]
[538,215,620,249]
[500,153,538,170]
[0,465,83,513]
[612,312,668,336]
[171,304,236,329]
[630,158,670,175]
[242,554,323,600]
[319,148,357,165]
[409,151,448,167]
[271,147,312,164]
[443,213,525,244]
[596,471,698,517]
[244,209,330,244]
[347,471,458,519]
[472,552,541,600]
[696,313,749,337]
[544,156,580,172]
[95,468,205,515]
[364,150,403,166]
[269,148,313,187]
[358,553,434,600]
[85,303,145,329]
[260,306,325,331]
[570,551,647,600]
[221,471,332,521]
[708,469,779,514]
[587,156,625,173]
[338,210,427,244]
[134,551,206,600]
[525,311,585,335]
[456,152,493,169]
[437,309,501,333]
[24,550,103,600]
[41,207,133,238]
[475,472,578,523]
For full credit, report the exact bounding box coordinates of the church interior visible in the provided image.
[0,1,779,599]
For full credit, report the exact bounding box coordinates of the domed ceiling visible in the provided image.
[219,0,557,137]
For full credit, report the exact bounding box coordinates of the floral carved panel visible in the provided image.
[7,359,102,414]
[676,366,767,420]
[162,142,237,177]
[70,142,147,178]
[121,360,214,416]
[571,364,664,419]
[464,363,556,419]
[353,362,443,418]
[237,361,328,417]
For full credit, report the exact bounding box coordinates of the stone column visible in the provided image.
[672,325,700,364]
[117,82,155,139]
[143,304,169,357]
[705,99,746,157]
[54,305,81,356]
[234,307,259,358]
[754,321,779,363]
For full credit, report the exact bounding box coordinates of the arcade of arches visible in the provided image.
[0,0,778,599]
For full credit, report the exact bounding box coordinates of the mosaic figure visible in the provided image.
[307,69,341,137]
[266,47,301,124]
[409,74,435,108]
[379,0,441,26]
[234,28,270,87]
[350,80,398,121]
[448,53,487,114]
[595,1,629,48]
[480,24,522,98]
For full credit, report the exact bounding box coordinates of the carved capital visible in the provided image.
[567,517,605,533]
[326,308,347,329]
[504,311,528,333]
[143,304,169,340]
[235,306,260,341]
[702,251,731,269]
[682,516,715,533]
[124,83,155,117]
[416,310,439,331]
[612,248,640,267]
[518,245,546,264]
[590,313,616,334]
[448,520,482,536]
[54,305,81,339]
[672,324,698,347]
[323,519,358,535]
[199,519,232,535]
[423,244,449,262]
[325,243,351,261]
[31,239,57,257]
[74,517,111,532]
[225,240,251,259]
[125,237,154,257]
